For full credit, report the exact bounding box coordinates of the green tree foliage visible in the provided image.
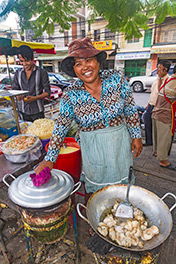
[0,0,83,36]
[88,0,176,39]
[1,0,176,39]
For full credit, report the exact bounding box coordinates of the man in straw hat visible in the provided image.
[35,37,143,194]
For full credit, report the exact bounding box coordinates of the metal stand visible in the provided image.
[10,96,21,133]
[24,227,34,264]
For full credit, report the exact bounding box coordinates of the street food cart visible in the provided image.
[0,37,56,136]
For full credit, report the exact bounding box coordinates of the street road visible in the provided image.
[133,90,150,107]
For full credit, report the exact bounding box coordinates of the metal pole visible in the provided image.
[5,55,13,87]
[10,97,21,134]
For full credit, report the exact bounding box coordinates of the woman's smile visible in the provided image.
[84,71,93,76]
[73,57,100,84]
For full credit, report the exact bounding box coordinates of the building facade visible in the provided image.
[151,16,176,70]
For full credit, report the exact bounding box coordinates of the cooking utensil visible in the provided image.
[3,169,81,208]
[77,185,176,251]
[115,166,133,218]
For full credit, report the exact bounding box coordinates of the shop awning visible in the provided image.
[0,37,56,56]
[37,50,68,61]
[151,44,176,54]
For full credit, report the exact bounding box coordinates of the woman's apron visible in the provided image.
[80,122,134,193]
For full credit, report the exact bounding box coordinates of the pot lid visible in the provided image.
[8,169,74,208]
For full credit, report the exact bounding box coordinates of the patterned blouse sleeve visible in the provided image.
[45,89,74,163]
[121,80,141,139]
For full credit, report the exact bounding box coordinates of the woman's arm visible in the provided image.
[35,90,74,174]
[122,80,143,156]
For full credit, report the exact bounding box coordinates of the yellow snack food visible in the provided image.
[27,118,55,140]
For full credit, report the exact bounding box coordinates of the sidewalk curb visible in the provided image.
[134,165,176,183]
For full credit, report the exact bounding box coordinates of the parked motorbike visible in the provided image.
[136,105,145,129]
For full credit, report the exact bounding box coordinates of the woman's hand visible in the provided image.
[35,160,54,175]
[131,138,143,158]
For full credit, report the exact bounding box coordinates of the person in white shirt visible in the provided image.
[143,60,170,146]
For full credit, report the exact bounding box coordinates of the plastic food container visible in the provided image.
[41,138,50,148]
[45,137,82,183]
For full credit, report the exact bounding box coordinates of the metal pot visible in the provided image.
[3,169,81,209]
[77,184,176,251]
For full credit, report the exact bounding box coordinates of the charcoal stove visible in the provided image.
[87,233,161,264]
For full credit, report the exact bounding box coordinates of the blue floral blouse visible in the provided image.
[45,69,141,163]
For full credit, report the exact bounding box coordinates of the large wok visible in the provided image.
[77,184,176,251]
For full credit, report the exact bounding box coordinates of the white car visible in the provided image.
[129,66,174,92]
[0,64,23,81]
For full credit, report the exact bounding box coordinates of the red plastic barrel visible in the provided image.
[45,137,82,183]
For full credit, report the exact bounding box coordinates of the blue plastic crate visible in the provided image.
[0,126,18,138]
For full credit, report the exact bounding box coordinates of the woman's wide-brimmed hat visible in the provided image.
[61,37,107,77]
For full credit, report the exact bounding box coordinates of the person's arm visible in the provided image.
[23,92,49,103]
[35,89,74,174]
[122,80,143,157]
[145,103,149,109]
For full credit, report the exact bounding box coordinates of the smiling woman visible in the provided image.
[35,37,143,194]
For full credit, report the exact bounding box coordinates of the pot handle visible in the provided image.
[161,192,176,212]
[3,174,16,187]
[76,203,89,224]
[70,181,81,195]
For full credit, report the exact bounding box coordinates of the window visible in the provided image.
[105,29,115,40]
[171,30,176,41]
[163,31,169,43]
[143,29,152,47]
[127,36,139,43]
[94,29,100,41]
[81,30,85,38]
[64,31,69,47]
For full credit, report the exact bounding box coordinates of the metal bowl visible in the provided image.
[1,134,42,163]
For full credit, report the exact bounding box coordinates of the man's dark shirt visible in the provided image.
[13,65,51,115]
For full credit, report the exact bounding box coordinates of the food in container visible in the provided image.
[26,118,54,140]
[1,134,42,163]
[97,201,159,249]
[59,146,79,154]
[3,135,37,154]
[77,185,176,251]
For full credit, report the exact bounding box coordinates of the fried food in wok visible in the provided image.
[97,201,159,249]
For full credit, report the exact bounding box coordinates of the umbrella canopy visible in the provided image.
[0,37,56,56]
